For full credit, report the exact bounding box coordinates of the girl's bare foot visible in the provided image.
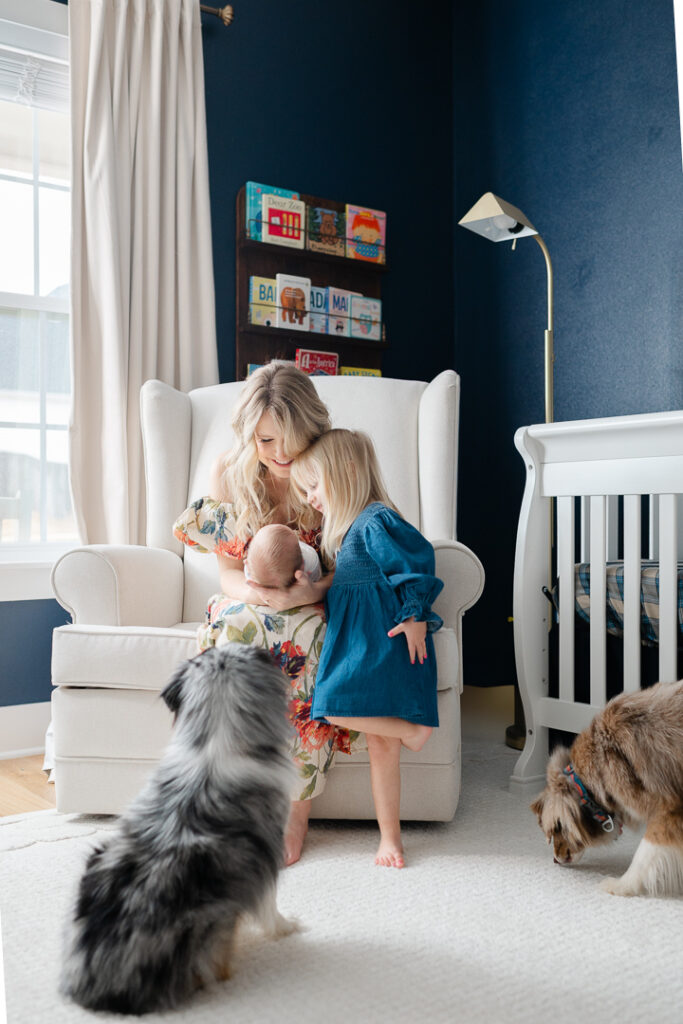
[284,798,311,866]
[375,836,405,869]
[401,724,432,752]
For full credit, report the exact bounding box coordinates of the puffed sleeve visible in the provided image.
[364,507,444,632]
[173,497,246,558]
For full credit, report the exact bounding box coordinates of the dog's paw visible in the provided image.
[600,876,637,897]
[271,914,302,938]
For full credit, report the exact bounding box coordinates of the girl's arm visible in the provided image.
[388,616,428,665]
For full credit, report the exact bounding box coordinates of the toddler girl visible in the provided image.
[292,429,443,868]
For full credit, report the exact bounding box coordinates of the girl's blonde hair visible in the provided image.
[292,428,399,563]
[217,361,331,539]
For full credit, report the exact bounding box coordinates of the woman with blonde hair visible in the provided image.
[174,361,355,865]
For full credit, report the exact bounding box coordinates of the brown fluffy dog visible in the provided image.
[531,678,683,897]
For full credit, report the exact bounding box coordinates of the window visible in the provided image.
[0,0,76,568]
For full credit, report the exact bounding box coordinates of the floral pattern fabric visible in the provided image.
[173,497,359,800]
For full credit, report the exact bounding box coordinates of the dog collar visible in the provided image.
[562,763,619,834]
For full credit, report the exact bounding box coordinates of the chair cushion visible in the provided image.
[51,623,200,691]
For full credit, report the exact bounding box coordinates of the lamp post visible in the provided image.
[459,193,555,749]
[458,192,554,424]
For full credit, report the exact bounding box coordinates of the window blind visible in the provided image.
[0,44,69,113]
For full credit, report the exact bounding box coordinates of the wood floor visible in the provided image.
[0,754,56,817]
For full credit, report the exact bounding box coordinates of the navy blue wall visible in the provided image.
[0,601,69,706]
[3,0,682,707]
[454,0,683,685]
[201,0,455,384]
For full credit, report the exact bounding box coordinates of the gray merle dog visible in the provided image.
[61,643,300,1014]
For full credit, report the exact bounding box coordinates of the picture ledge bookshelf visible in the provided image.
[235,185,388,381]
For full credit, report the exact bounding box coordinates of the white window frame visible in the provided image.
[0,0,72,601]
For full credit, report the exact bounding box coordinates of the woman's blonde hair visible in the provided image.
[292,428,399,563]
[217,361,331,539]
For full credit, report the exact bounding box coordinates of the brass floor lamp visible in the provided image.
[459,192,554,748]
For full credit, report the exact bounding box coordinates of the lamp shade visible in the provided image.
[458,192,538,243]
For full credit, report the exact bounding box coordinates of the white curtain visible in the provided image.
[69,0,219,545]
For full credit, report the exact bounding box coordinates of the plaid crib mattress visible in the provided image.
[574,561,683,646]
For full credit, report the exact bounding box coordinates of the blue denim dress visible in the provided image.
[311,503,443,726]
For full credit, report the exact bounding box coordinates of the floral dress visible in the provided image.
[173,497,358,800]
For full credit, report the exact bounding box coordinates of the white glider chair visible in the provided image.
[50,371,484,819]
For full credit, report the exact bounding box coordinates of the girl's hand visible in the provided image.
[388,616,428,665]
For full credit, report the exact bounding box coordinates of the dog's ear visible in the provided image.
[161,659,189,713]
[530,794,545,821]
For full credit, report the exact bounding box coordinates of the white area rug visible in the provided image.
[1,693,682,1024]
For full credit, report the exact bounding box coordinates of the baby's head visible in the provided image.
[244,523,304,589]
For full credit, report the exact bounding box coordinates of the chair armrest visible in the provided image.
[432,540,485,627]
[51,545,184,626]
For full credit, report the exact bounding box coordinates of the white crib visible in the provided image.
[510,410,683,794]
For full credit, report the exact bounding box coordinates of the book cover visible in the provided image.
[247,363,264,376]
[262,194,306,248]
[349,295,382,341]
[339,366,382,376]
[245,181,299,241]
[309,285,328,334]
[345,204,387,263]
[276,273,311,331]
[248,276,277,327]
[306,206,345,256]
[327,287,359,337]
[295,348,339,375]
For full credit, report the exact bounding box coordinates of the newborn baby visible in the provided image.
[244,523,321,588]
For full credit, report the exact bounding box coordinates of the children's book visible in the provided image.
[275,273,311,331]
[295,348,339,375]
[309,285,328,334]
[327,288,359,337]
[349,296,382,341]
[306,206,345,256]
[345,204,387,263]
[245,181,299,241]
[339,366,382,376]
[262,194,306,248]
[248,276,277,327]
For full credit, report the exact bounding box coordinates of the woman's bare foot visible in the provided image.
[375,836,405,869]
[284,799,311,866]
[401,724,432,752]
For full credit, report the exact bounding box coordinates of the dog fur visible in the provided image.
[60,643,300,1014]
[531,678,683,897]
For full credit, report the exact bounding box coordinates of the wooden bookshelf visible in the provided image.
[235,186,388,380]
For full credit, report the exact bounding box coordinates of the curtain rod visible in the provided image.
[200,5,234,26]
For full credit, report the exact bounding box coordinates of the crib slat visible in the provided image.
[580,496,590,561]
[589,496,607,707]
[622,495,641,693]
[557,496,575,703]
[658,494,678,682]
[606,496,619,559]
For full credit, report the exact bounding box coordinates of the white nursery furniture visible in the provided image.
[51,371,484,819]
[511,410,683,794]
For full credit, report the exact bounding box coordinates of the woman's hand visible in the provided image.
[250,570,333,611]
[387,616,428,665]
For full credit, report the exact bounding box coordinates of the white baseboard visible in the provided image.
[0,702,51,759]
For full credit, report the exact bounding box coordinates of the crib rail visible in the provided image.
[510,410,683,793]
